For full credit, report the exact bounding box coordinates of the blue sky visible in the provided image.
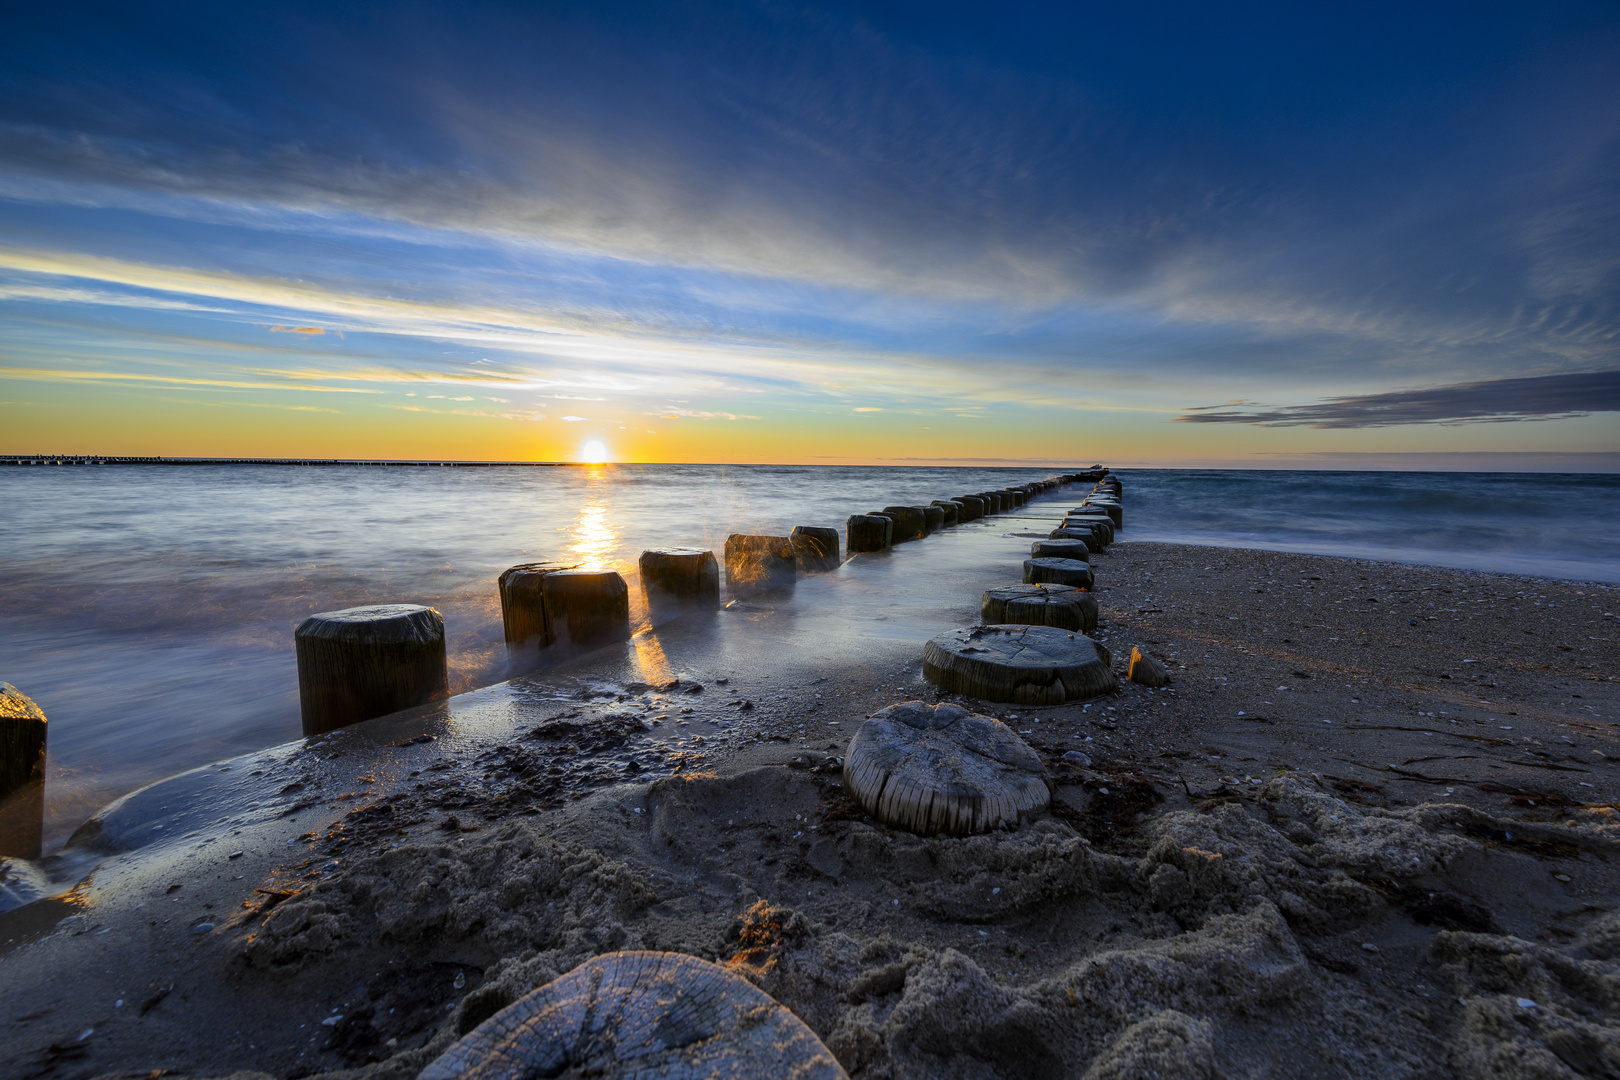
[2,1,1616,464]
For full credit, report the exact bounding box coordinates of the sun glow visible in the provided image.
[579,439,609,463]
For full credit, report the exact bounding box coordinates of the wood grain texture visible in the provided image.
[843,701,1049,836]
[419,951,848,1080]
[846,515,892,553]
[1030,539,1090,562]
[498,561,579,646]
[981,584,1098,633]
[0,683,46,859]
[639,548,719,607]
[923,624,1116,705]
[295,605,448,736]
[541,570,631,646]
[1023,558,1096,589]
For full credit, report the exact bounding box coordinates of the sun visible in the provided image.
[579,439,609,463]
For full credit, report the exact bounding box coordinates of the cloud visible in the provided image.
[657,407,759,420]
[1175,370,1620,428]
[560,415,588,421]
[852,406,883,412]
[268,325,323,334]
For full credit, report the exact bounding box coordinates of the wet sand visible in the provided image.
[2,503,1618,1079]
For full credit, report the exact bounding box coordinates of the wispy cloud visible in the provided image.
[1176,370,1620,427]
[267,324,323,335]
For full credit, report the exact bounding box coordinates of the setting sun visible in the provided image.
[579,440,609,463]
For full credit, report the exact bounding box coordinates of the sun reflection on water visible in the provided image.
[566,465,620,570]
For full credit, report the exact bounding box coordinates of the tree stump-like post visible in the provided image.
[1,683,46,859]
[1024,557,1096,589]
[295,605,449,736]
[982,584,1098,633]
[955,495,985,520]
[881,506,926,542]
[923,624,1116,704]
[843,701,1049,837]
[931,500,962,526]
[846,514,892,553]
[639,549,719,612]
[542,570,632,646]
[921,504,945,533]
[498,561,579,649]
[1031,538,1090,562]
[1083,500,1123,529]
[1048,527,1105,552]
[421,951,848,1080]
[724,535,796,595]
[789,526,841,574]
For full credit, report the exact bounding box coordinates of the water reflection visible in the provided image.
[567,466,620,570]
[631,630,674,685]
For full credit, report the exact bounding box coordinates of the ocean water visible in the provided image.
[1,463,1615,849]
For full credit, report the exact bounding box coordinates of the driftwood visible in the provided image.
[843,701,1050,837]
[0,683,46,858]
[420,951,848,1080]
[1030,539,1090,562]
[498,561,579,646]
[294,605,448,736]
[638,549,719,609]
[1024,557,1096,589]
[790,526,841,574]
[923,625,1117,705]
[542,571,632,646]
[982,584,1098,633]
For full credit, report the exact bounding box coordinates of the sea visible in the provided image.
[2,463,1617,851]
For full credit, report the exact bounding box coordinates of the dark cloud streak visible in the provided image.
[1176,370,1620,427]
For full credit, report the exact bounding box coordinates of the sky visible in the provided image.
[1,1,1617,466]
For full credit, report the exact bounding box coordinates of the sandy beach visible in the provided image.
[2,510,1618,1079]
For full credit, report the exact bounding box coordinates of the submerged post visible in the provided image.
[1,683,46,859]
[542,570,632,646]
[639,548,720,612]
[295,605,449,737]
[790,526,841,574]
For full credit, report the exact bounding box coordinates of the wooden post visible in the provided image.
[639,548,719,611]
[542,570,632,646]
[724,535,796,595]
[498,561,578,648]
[955,495,985,520]
[929,500,960,526]
[880,506,926,542]
[295,605,448,737]
[921,504,945,533]
[847,514,892,553]
[790,526,841,574]
[1,683,45,859]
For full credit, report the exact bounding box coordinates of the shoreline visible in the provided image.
[2,522,1618,1078]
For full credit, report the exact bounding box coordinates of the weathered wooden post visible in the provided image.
[921,504,945,533]
[1024,557,1095,589]
[929,500,960,526]
[1,683,46,859]
[790,526,841,574]
[847,514,892,553]
[498,560,578,649]
[724,535,796,595]
[955,495,985,520]
[295,605,449,736]
[881,506,927,542]
[1031,538,1091,562]
[542,570,632,645]
[639,549,719,611]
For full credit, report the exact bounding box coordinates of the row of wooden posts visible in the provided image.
[0,469,1113,860]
